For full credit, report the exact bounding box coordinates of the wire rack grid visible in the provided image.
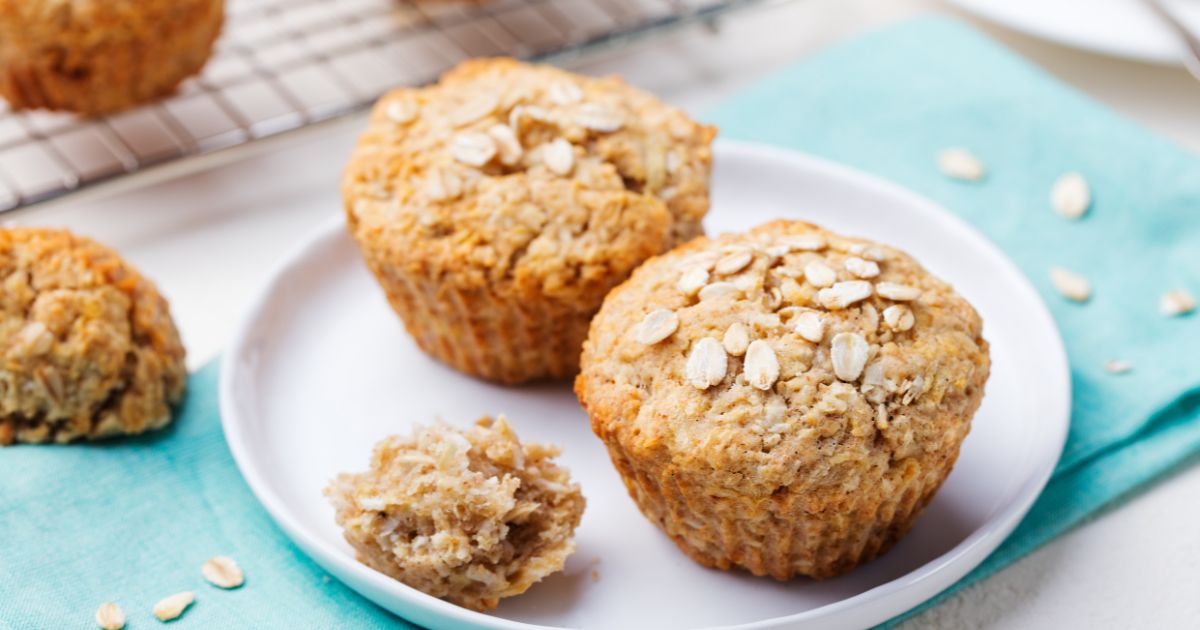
[0,0,771,213]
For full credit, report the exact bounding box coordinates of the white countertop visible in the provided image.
[14,0,1200,627]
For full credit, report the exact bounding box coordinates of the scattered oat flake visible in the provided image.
[1050,267,1091,302]
[487,124,523,166]
[818,280,873,310]
[202,555,245,589]
[714,250,753,275]
[423,167,462,202]
[384,99,418,124]
[1160,289,1196,316]
[794,311,825,343]
[1051,172,1091,220]
[844,256,880,279]
[676,267,709,296]
[698,281,739,301]
[883,304,915,332]
[153,592,195,622]
[548,81,583,105]
[1104,359,1133,374]
[509,104,552,130]
[804,260,837,288]
[95,602,125,630]
[576,103,623,132]
[686,338,727,390]
[591,569,601,582]
[634,309,679,345]
[787,235,827,251]
[875,282,921,301]
[849,243,887,262]
[937,148,985,181]
[744,340,780,391]
[764,244,791,259]
[722,322,750,356]
[451,94,498,126]
[451,132,497,167]
[543,138,575,176]
[831,332,870,382]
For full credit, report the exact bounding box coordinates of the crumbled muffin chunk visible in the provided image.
[326,417,585,611]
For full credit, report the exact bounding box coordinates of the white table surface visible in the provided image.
[13,0,1200,627]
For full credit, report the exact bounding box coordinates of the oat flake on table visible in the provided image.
[937,148,985,181]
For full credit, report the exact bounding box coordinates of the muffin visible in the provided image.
[576,220,989,579]
[343,58,716,384]
[0,227,187,445]
[326,416,585,611]
[0,0,224,115]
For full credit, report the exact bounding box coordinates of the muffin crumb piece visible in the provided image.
[326,417,585,611]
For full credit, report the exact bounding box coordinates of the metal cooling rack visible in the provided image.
[0,0,771,213]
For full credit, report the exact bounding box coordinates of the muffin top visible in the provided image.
[577,220,989,497]
[0,227,186,444]
[343,58,716,307]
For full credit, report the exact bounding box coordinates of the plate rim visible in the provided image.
[948,0,1179,66]
[219,139,1071,630]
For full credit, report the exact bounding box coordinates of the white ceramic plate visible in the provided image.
[950,0,1200,66]
[220,141,1070,630]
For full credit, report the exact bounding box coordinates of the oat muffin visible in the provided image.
[0,228,187,445]
[576,220,989,579]
[0,0,224,115]
[343,58,716,384]
[326,416,586,611]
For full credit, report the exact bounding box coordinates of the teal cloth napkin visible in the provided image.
[3,14,1200,629]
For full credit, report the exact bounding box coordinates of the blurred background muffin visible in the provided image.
[0,227,186,445]
[0,0,224,115]
[577,220,989,579]
[343,58,716,384]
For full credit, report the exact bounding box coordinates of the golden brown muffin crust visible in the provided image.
[576,220,989,579]
[0,228,186,445]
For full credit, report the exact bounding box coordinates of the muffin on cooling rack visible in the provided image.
[0,228,187,445]
[343,58,716,384]
[0,0,224,115]
[576,220,990,579]
[326,416,586,611]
